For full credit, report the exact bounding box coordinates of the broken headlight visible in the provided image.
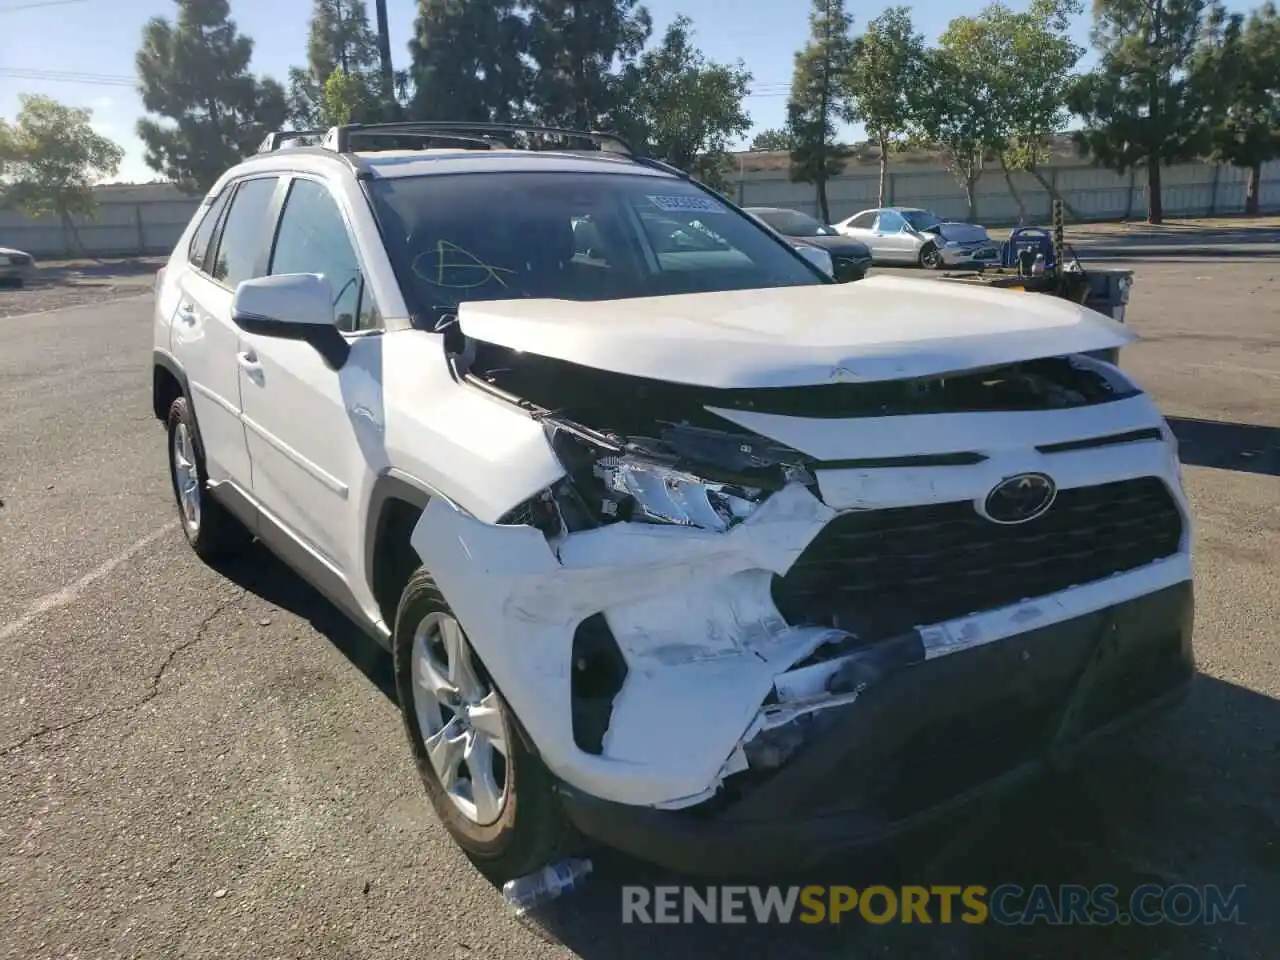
[593,456,764,532]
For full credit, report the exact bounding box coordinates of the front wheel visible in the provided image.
[919,243,944,270]
[393,568,571,881]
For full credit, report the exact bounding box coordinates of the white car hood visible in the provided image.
[458,274,1136,389]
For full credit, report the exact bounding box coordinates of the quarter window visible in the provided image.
[210,177,279,288]
[269,178,379,332]
[187,189,231,273]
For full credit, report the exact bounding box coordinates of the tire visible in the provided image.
[165,396,252,561]
[919,243,944,270]
[393,567,572,881]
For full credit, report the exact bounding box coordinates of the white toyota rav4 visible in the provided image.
[152,123,1194,881]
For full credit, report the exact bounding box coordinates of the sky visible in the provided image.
[0,0,1233,183]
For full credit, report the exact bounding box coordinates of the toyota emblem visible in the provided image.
[982,473,1057,524]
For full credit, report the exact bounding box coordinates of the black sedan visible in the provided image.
[745,207,873,282]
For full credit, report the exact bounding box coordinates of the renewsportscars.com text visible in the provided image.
[621,884,1246,926]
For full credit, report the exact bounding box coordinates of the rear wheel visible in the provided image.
[920,243,944,270]
[393,568,571,881]
[166,396,252,561]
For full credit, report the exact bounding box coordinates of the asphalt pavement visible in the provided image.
[1,254,1278,958]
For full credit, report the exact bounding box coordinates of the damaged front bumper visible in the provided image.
[558,580,1194,876]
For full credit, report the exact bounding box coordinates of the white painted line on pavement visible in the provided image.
[0,293,151,324]
[0,521,179,643]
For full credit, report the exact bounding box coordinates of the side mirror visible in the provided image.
[231,274,349,367]
[795,244,834,278]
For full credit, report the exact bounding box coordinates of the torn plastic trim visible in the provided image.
[409,480,842,807]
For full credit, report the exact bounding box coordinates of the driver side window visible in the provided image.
[269,178,380,333]
[849,211,877,229]
[875,210,906,232]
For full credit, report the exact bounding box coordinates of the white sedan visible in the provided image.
[832,207,999,269]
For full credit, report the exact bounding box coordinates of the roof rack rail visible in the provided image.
[329,121,635,156]
[257,129,328,153]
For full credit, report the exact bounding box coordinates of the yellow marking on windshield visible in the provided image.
[411,239,517,289]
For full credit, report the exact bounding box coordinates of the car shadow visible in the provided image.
[1168,416,1280,477]
[518,674,1278,958]
[211,542,398,704]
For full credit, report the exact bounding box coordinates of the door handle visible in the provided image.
[177,303,197,324]
[237,350,263,380]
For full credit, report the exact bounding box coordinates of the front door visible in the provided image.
[237,175,385,577]
[871,209,917,263]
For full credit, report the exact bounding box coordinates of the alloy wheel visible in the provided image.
[411,612,509,826]
[172,422,202,535]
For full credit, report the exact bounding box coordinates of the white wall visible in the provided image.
[3,155,1279,258]
[736,157,1280,225]
[0,183,200,258]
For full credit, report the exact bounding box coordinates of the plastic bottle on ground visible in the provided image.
[501,858,594,914]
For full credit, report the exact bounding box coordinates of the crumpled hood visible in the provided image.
[929,222,991,244]
[458,274,1136,389]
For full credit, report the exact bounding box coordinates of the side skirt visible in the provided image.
[207,479,392,649]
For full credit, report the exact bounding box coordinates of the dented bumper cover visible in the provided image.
[558,580,1194,876]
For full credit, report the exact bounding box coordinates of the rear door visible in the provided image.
[168,176,280,487]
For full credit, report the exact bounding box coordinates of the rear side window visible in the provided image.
[269,178,379,332]
[210,177,279,288]
[187,190,231,273]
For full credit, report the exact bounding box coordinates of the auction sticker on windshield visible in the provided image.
[647,195,725,213]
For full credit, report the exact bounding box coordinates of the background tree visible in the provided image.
[750,128,791,151]
[847,6,924,207]
[1068,0,1206,224]
[0,94,123,253]
[786,0,857,222]
[136,0,286,193]
[992,0,1085,219]
[523,0,652,129]
[929,0,1083,221]
[615,16,752,188]
[287,0,382,127]
[912,35,1001,221]
[321,67,365,125]
[408,0,529,122]
[1191,0,1280,214]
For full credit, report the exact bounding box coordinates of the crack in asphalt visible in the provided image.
[0,586,250,756]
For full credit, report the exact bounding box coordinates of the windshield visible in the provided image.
[753,209,828,237]
[368,172,826,318]
[901,210,943,232]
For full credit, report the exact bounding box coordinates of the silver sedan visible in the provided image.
[0,245,37,287]
[832,207,1000,269]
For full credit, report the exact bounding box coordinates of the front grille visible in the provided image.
[772,477,1183,640]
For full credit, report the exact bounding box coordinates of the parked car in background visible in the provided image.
[833,207,999,270]
[0,246,36,287]
[746,207,871,282]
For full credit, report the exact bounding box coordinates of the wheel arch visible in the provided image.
[153,350,190,421]
[365,470,434,628]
